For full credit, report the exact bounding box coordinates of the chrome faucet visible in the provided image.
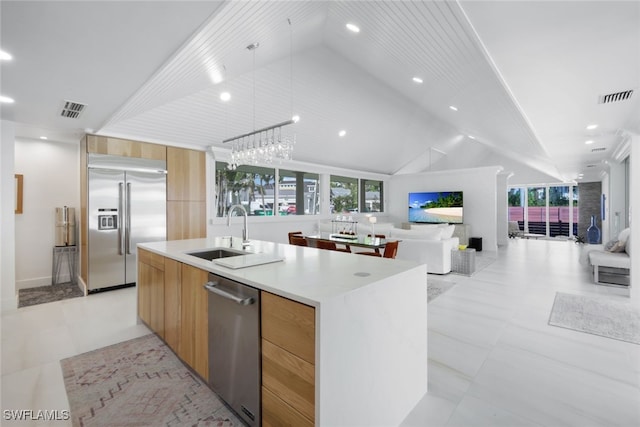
[227,204,249,245]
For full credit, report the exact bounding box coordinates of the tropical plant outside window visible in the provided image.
[360,179,383,212]
[330,175,358,213]
[215,162,276,217]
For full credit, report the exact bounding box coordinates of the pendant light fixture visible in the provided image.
[223,19,297,170]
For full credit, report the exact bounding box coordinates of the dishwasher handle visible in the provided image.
[204,282,255,306]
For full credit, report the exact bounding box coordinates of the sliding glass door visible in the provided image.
[508,184,578,238]
[527,186,547,235]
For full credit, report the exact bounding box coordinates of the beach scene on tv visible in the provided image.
[408,191,463,224]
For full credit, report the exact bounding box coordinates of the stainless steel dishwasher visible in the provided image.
[204,273,260,426]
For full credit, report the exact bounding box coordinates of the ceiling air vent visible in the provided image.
[598,89,633,104]
[591,147,606,153]
[60,100,86,119]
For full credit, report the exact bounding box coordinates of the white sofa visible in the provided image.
[583,228,631,286]
[388,224,459,274]
[316,221,459,274]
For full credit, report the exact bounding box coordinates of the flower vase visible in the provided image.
[586,215,601,244]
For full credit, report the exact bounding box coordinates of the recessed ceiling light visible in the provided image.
[339,130,347,137]
[412,77,423,84]
[0,50,12,61]
[449,105,458,111]
[585,140,594,145]
[292,115,300,123]
[586,124,598,130]
[346,23,360,33]
[220,92,231,102]
[0,95,14,103]
[40,136,48,140]
[468,135,476,140]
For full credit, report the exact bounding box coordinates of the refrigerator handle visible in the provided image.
[126,182,132,255]
[118,182,124,255]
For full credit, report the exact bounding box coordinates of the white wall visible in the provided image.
[607,161,627,238]
[496,172,510,246]
[1,121,17,311]
[630,134,638,291]
[14,138,80,289]
[601,172,611,242]
[388,166,503,252]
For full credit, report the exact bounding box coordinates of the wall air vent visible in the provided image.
[591,147,606,153]
[60,100,86,119]
[598,89,633,104]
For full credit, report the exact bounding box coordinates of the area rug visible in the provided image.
[428,278,456,303]
[18,282,84,308]
[548,292,640,345]
[60,334,240,427]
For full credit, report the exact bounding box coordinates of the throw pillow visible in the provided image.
[618,227,631,243]
[603,239,618,251]
[606,240,626,253]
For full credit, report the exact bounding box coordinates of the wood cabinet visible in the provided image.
[179,263,209,381]
[261,291,316,426]
[137,253,208,381]
[163,258,181,353]
[87,135,166,160]
[167,147,205,201]
[167,201,206,240]
[167,147,206,241]
[137,248,165,337]
[138,252,318,423]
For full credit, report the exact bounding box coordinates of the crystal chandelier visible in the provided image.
[224,119,296,170]
[223,20,297,171]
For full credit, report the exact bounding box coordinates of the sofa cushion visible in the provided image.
[589,250,631,269]
[439,224,455,239]
[391,227,442,241]
[618,227,631,243]
[625,235,631,256]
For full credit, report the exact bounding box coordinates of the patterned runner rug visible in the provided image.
[548,292,640,345]
[18,282,84,308]
[428,278,456,303]
[60,334,241,426]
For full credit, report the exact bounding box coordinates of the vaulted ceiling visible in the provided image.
[2,1,638,184]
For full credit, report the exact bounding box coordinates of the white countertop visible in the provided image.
[138,236,425,306]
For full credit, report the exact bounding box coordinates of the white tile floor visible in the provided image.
[1,239,638,426]
[402,239,640,427]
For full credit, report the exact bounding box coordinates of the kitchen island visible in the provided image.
[138,236,428,427]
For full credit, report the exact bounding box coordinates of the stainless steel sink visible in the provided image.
[186,248,249,261]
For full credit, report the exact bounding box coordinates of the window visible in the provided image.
[278,169,320,215]
[330,175,358,213]
[508,185,578,237]
[360,179,383,212]
[508,188,523,225]
[215,162,276,217]
[549,186,570,236]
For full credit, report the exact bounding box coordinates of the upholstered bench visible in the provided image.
[588,228,631,287]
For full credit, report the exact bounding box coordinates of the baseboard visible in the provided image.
[16,274,75,290]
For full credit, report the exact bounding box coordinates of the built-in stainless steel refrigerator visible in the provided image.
[88,154,166,292]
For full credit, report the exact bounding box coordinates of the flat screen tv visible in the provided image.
[408,191,463,224]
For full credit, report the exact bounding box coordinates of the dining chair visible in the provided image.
[289,235,308,246]
[288,231,304,244]
[358,240,399,259]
